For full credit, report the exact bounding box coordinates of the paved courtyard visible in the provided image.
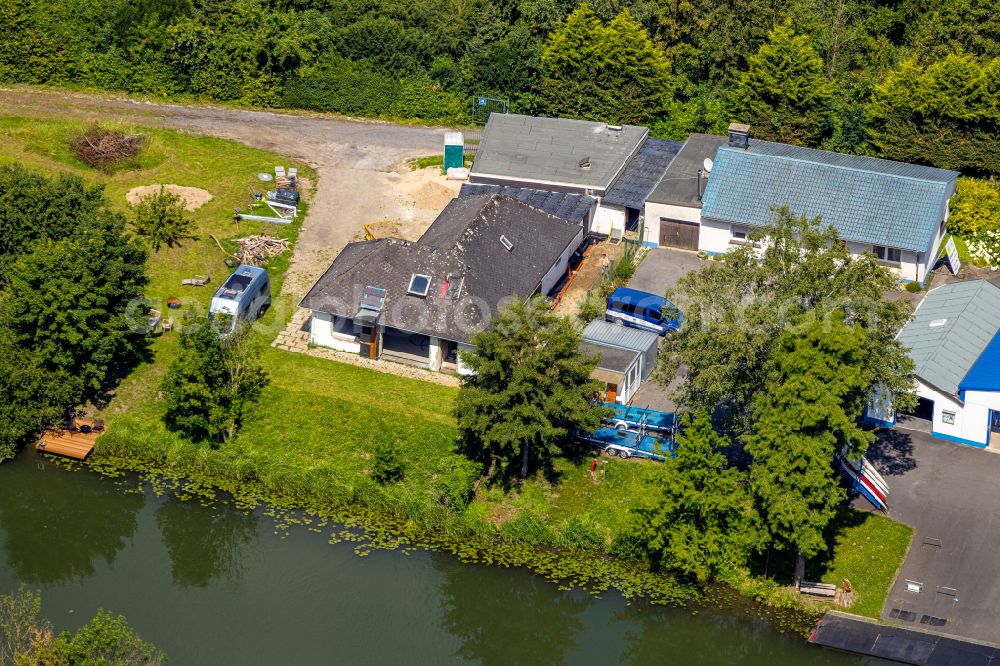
[628,247,704,296]
[863,428,1000,643]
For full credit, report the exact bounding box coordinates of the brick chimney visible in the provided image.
[728,123,750,149]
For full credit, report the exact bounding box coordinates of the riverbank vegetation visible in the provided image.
[0,117,912,628]
[0,588,164,665]
[2,0,998,175]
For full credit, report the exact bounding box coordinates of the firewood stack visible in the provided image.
[235,235,289,266]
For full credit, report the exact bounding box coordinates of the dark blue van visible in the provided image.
[605,287,682,336]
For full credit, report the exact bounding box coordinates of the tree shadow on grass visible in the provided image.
[803,507,870,583]
[865,429,917,477]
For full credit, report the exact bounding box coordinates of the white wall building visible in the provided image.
[867,280,1000,448]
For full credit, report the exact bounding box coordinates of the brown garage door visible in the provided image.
[659,218,699,250]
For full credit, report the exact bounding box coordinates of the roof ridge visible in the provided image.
[722,144,956,185]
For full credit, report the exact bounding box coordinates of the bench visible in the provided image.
[799,581,837,598]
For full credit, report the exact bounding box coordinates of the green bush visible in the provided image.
[371,438,406,484]
[608,530,646,561]
[577,291,605,323]
[130,186,195,251]
[904,281,922,293]
[948,178,1000,236]
[433,456,481,510]
[613,250,637,284]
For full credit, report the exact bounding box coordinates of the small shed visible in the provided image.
[583,320,659,380]
[582,341,642,404]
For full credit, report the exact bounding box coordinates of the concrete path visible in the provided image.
[0,86,450,297]
[863,429,1000,643]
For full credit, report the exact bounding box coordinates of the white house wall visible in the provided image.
[965,390,1000,412]
[593,204,625,237]
[310,312,362,353]
[698,218,736,254]
[917,379,991,448]
[641,202,701,248]
[541,229,584,295]
[456,342,476,376]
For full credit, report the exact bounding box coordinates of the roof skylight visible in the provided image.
[500,235,514,252]
[408,274,431,297]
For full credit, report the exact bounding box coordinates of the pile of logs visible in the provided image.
[235,235,289,266]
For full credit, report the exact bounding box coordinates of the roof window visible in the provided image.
[500,235,514,252]
[578,157,591,170]
[929,318,948,328]
[408,274,431,297]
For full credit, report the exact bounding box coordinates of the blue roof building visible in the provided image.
[697,125,959,284]
[867,280,1000,448]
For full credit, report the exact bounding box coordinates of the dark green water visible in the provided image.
[0,450,871,665]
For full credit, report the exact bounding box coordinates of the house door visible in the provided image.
[991,411,1000,445]
[659,218,699,250]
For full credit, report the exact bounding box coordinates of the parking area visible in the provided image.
[863,428,1000,643]
[629,247,704,296]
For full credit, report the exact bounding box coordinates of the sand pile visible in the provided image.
[126,184,213,211]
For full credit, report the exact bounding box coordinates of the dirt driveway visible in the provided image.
[0,86,459,297]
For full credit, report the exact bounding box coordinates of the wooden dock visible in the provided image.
[36,420,101,460]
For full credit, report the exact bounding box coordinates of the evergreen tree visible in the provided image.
[538,3,604,120]
[730,21,833,145]
[455,296,604,480]
[636,411,761,582]
[868,54,1000,177]
[540,4,672,124]
[744,313,874,582]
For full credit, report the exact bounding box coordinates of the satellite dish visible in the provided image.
[703,158,714,173]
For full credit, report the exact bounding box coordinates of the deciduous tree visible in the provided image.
[162,316,268,444]
[456,296,604,479]
[130,186,196,251]
[661,206,915,437]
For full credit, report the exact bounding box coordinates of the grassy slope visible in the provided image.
[3,115,911,618]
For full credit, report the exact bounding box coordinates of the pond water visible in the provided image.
[0,450,873,665]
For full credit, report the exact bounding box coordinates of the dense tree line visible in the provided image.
[0,164,148,461]
[1,0,997,172]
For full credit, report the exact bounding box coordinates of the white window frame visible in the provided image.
[941,410,956,426]
[730,224,750,242]
[873,245,902,265]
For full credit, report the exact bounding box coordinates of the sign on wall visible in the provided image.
[944,236,962,275]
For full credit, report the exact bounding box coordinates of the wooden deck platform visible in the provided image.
[36,420,101,460]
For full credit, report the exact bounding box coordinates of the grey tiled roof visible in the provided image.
[701,141,959,252]
[470,113,648,193]
[646,134,727,208]
[897,280,1000,396]
[458,184,595,226]
[603,138,683,210]
[300,195,583,343]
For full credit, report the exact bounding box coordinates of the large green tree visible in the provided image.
[661,206,915,437]
[162,316,268,444]
[539,4,672,125]
[0,334,81,463]
[635,411,761,582]
[456,296,604,479]
[868,54,1000,177]
[744,313,874,583]
[1,206,147,398]
[730,21,833,145]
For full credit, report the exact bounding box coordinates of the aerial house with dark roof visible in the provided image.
[300,194,584,373]
[468,113,679,239]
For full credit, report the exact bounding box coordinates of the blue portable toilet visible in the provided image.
[444,132,464,171]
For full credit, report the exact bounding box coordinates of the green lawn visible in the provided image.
[807,510,914,618]
[0,115,314,305]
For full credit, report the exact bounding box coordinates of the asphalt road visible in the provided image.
[628,247,704,296]
[863,428,1000,643]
